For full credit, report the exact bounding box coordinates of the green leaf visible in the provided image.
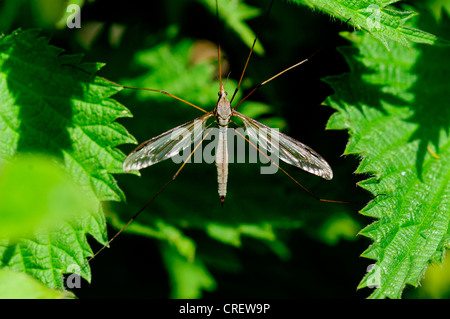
[0,29,134,289]
[324,13,450,298]
[0,154,93,239]
[317,213,361,245]
[0,269,74,299]
[289,0,439,50]
[161,242,217,299]
[206,222,276,247]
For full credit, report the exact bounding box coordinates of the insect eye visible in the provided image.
[218,92,221,97]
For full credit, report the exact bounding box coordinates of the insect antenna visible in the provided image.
[215,0,223,91]
[230,16,354,109]
[229,0,275,104]
[233,49,321,110]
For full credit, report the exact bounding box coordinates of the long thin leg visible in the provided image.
[104,79,209,114]
[62,63,208,114]
[80,125,215,270]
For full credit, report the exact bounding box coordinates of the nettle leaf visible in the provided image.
[0,29,134,289]
[324,14,450,298]
[289,0,438,50]
[0,155,93,240]
[0,269,74,299]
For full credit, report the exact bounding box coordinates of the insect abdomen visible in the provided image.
[216,125,228,202]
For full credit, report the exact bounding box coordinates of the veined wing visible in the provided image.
[123,113,213,172]
[233,111,333,180]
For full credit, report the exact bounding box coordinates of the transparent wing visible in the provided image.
[234,111,333,180]
[123,113,213,172]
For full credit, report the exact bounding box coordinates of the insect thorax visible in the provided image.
[215,93,232,126]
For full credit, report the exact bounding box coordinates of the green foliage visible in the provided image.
[422,0,450,21]
[0,29,134,289]
[0,154,92,239]
[161,242,217,299]
[290,0,438,49]
[0,0,448,300]
[407,253,450,298]
[0,269,74,299]
[324,12,450,298]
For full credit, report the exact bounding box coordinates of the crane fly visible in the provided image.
[122,80,333,204]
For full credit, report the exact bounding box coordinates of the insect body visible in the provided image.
[122,81,333,204]
[215,84,232,203]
